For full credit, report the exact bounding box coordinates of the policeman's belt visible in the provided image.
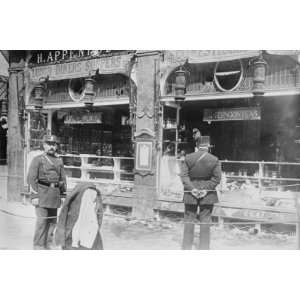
[190,177,211,181]
[38,180,59,188]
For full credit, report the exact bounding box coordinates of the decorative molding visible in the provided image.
[8,67,24,74]
[160,92,254,102]
[128,57,138,145]
[134,169,155,176]
[134,128,155,138]
[162,50,260,65]
[153,58,162,151]
[26,96,130,110]
[135,51,161,57]
[136,104,154,118]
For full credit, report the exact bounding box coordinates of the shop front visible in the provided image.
[25,51,136,207]
[6,50,300,220]
[157,50,300,222]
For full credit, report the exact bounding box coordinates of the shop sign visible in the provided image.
[164,50,260,64]
[203,107,261,122]
[64,111,103,124]
[212,205,296,222]
[30,54,132,81]
[32,50,116,65]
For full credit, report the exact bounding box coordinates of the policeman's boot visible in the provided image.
[46,223,60,250]
[198,213,211,250]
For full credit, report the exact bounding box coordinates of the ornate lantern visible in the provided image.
[34,83,45,110]
[252,53,267,96]
[84,76,95,107]
[174,67,187,103]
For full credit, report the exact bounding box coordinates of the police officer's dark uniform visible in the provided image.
[180,132,221,250]
[27,135,67,250]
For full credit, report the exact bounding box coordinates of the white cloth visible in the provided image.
[72,188,99,248]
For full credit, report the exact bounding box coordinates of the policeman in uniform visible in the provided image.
[27,134,67,250]
[180,130,221,250]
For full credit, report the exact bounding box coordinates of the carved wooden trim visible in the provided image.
[136,105,154,118]
[134,128,155,138]
[134,169,155,176]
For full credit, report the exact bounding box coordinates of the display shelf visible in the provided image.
[225,175,300,182]
[221,160,300,193]
[163,127,177,130]
[260,177,300,182]
[163,140,189,144]
[60,154,134,184]
[162,103,189,156]
[225,175,259,179]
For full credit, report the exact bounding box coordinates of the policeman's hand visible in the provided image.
[197,190,207,199]
[31,198,39,206]
[191,188,200,198]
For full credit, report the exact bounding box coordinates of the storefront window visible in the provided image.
[50,105,134,186]
[159,95,300,202]
[159,105,187,201]
[29,112,48,150]
[52,106,132,157]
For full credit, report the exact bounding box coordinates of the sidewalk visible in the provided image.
[0,201,183,250]
[0,165,298,250]
[0,200,297,250]
[0,165,7,203]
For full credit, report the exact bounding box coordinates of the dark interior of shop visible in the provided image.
[51,105,132,158]
[178,96,300,166]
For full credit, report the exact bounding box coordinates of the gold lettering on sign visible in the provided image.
[47,52,54,63]
[203,107,261,122]
[37,53,43,64]
[54,51,61,61]
[62,50,68,60]
[30,54,131,81]
[78,50,85,57]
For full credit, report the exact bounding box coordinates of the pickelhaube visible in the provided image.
[43,134,59,144]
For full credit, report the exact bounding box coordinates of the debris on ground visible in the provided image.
[0,202,297,249]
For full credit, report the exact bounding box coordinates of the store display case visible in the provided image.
[49,107,135,193]
[220,160,300,209]
[29,112,48,150]
[162,104,191,157]
[60,153,134,189]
